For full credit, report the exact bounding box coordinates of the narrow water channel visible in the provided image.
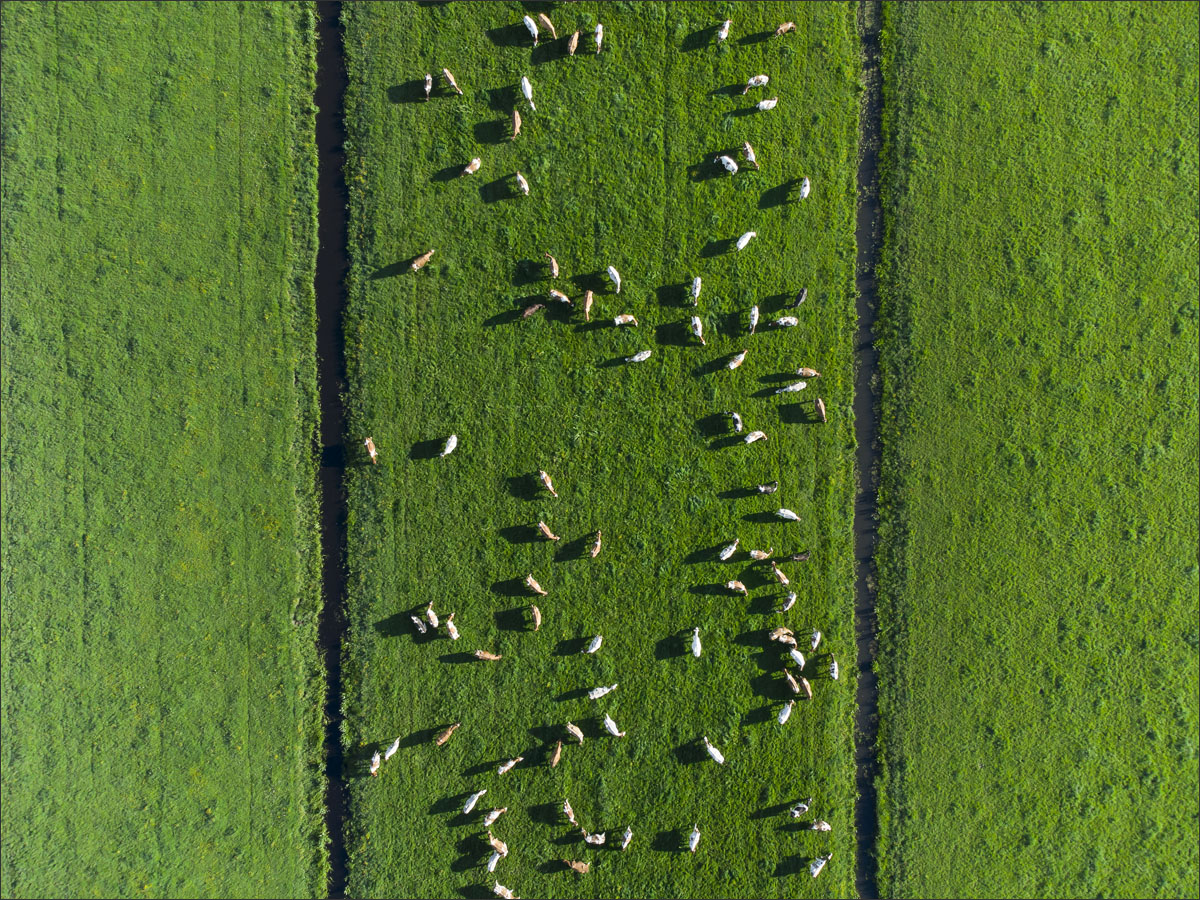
[854,2,884,898]
[314,2,349,896]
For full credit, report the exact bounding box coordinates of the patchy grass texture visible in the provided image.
[0,3,325,897]
[874,2,1200,897]
[340,2,861,898]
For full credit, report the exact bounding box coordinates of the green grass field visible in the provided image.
[873,2,1200,896]
[339,2,862,897]
[0,2,325,896]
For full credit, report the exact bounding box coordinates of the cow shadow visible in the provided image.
[740,705,774,726]
[495,606,530,631]
[491,577,532,598]
[681,24,721,51]
[528,801,564,827]
[399,726,444,749]
[553,687,590,703]
[499,523,541,545]
[780,402,819,425]
[570,271,607,293]
[486,23,531,48]
[693,414,730,439]
[654,321,693,347]
[483,307,526,328]
[553,637,590,656]
[463,757,511,777]
[409,438,445,460]
[742,511,781,525]
[505,474,541,501]
[654,633,687,660]
[480,177,517,204]
[688,583,733,597]
[512,258,545,287]
[773,855,811,878]
[373,612,413,638]
[683,541,730,564]
[439,652,480,665]
[474,119,511,145]
[708,83,747,99]
[430,790,475,815]
[718,487,758,500]
[707,435,744,451]
[655,282,692,308]
[652,829,681,852]
[750,800,798,820]
[432,164,469,183]
[737,30,777,46]
[554,534,593,562]
[388,80,428,104]
[453,886,492,900]
[370,260,409,280]
[760,180,799,209]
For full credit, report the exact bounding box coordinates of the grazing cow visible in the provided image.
[779,592,798,613]
[757,480,779,494]
[522,303,544,319]
[811,820,832,832]
[590,531,603,557]
[779,700,794,724]
[587,683,618,700]
[742,74,769,94]
[445,614,460,641]
[702,736,726,764]
[718,538,740,560]
[440,434,458,456]
[776,21,797,35]
[583,830,606,846]
[690,316,706,345]
[411,249,435,270]
[531,604,542,631]
[549,740,563,767]
[606,265,621,293]
[613,314,638,326]
[789,287,808,308]
[364,436,378,464]
[424,73,432,100]
[538,469,558,497]
[537,521,560,541]
[789,647,806,668]
[727,411,745,433]
[726,580,748,595]
[435,722,461,746]
[770,316,799,328]
[484,808,508,827]
[426,603,439,628]
[498,757,523,775]
[463,789,487,814]
[811,629,822,651]
[717,19,731,43]
[583,290,594,321]
[567,31,579,56]
[625,350,652,363]
[562,860,589,874]
[410,615,427,635]
[715,154,739,174]
[743,141,759,169]
[810,853,832,878]
[585,635,603,654]
[549,289,572,306]
[797,366,821,378]
[727,349,748,369]
[749,548,773,560]
[744,430,767,444]
[829,658,839,681]
[487,851,502,873]
[487,832,508,856]
[799,176,811,199]
[749,305,760,335]
[525,574,548,596]
[692,276,702,304]
[769,626,794,642]
[522,14,539,45]
[594,23,603,53]
[688,824,701,853]
[370,751,381,777]
[776,508,800,521]
[691,627,702,658]
[621,826,634,850]
[443,68,462,95]
[463,158,481,176]
[603,714,626,737]
[492,882,515,899]
[790,798,812,817]
[785,551,812,562]
[736,231,757,251]
[538,12,556,39]
[799,676,813,701]
[783,669,801,695]
[475,649,503,661]
[565,722,585,744]
[544,253,559,278]
[511,109,521,140]
[776,381,807,394]
[515,171,530,195]
[815,397,827,423]
[757,97,779,111]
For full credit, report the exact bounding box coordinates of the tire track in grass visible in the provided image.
[315,2,349,896]
[853,2,883,898]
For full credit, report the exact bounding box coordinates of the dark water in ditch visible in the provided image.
[853,2,884,898]
[314,1,349,897]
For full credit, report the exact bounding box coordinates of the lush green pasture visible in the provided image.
[341,2,861,897]
[874,2,1199,896]
[0,2,324,896]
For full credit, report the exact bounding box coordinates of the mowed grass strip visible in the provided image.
[341,2,860,897]
[0,2,324,896]
[874,2,1199,897]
